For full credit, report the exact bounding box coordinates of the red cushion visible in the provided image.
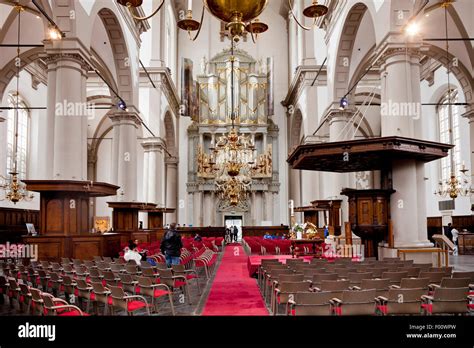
[153,289,169,298]
[186,274,197,280]
[376,304,387,315]
[127,300,147,312]
[333,306,342,315]
[58,311,90,316]
[468,304,474,309]
[174,281,186,287]
[108,297,113,305]
[421,303,432,313]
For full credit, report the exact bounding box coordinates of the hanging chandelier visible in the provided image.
[0,4,34,204]
[210,129,255,206]
[435,170,471,199]
[116,0,328,42]
[433,2,472,200]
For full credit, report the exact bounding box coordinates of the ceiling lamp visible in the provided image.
[289,0,328,31]
[117,0,331,40]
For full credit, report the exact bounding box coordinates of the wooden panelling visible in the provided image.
[342,189,394,258]
[46,199,63,234]
[23,234,121,261]
[72,241,101,260]
[0,208,40,243]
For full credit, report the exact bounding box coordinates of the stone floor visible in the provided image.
[449,254,474,272]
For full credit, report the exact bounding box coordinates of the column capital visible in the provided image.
[141,137,166,152]
[165,156,179,165]
[373,36,424,67]
[461,108,474,121]
[42,52,91,74]
[109,111,142,128]
[324,107,357,125]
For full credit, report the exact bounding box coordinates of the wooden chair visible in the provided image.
[422,287,469,315]
[376,288,425,315]
[330,289,377,316]
[287,291,333,316]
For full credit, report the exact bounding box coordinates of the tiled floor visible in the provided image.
[449,254,474,272]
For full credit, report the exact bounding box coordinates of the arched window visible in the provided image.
[6,93,29,179]
[438,89,460,181]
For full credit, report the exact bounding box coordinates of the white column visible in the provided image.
[463,111,474,208]
[47,53,89,180]
[328,110,353,222]
[142,138,166,205]
[165,156,178,222]
[288,11,298,76]
[109,112,140,201]
[380,48,421,137]
[38,55,57,179]
[391,159,431,247]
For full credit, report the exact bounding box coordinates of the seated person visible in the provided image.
[194,233,203,242]
[263,232,272,240]
[128,239,148,261]
[123,247,142,264]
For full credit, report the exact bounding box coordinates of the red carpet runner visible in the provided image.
[202,245,269,316]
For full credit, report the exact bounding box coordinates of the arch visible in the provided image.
[93,7,135,106]
[290,108,303,151]
[164,110,176,157]
[333,2,376,101]
[422,44,473,114]
[0,47,43,102]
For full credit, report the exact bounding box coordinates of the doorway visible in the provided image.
[224,216,243,242]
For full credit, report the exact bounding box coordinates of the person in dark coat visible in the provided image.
[160,223,183,266]
[233,225,239,242]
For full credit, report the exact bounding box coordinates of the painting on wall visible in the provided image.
[94,216,110,233]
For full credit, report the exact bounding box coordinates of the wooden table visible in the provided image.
[290,239,324,258]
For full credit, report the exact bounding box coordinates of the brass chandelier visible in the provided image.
[0,4,33,204]
[210,128,255,206]
[116,0,328,41]
[206,41,256,206]
[434,2,472,199]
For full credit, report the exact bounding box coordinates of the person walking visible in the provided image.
[448,223,459,256]
[233,225,239,242]
[160,223,183,266]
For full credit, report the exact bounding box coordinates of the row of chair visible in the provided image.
[257,258,474,315]
[0,249,218,316]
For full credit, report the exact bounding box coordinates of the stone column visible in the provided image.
[378,42,430,247]
[165,156,178,222]
[462,110,474,208]
[391,159,431,247]
[109,112,141,202]
[288,11,298,75]
[327,109,355,222]
[379,47,422,138]
[141,138,166,205]
[46,53,89,180]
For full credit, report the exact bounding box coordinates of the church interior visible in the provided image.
[0,0,473,321]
